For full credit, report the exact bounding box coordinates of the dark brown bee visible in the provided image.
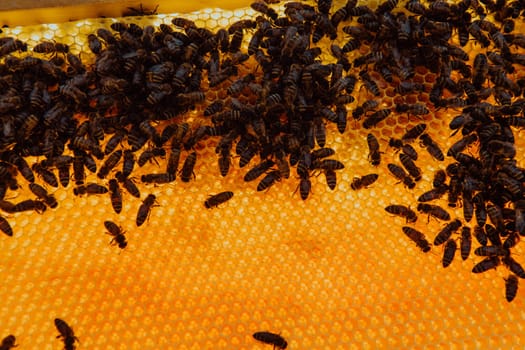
[244,160,275,182]
[116,173,141,198]
[432,170,446,189]
[487,204,505,231]
[399,153,421,181]
[505,274,519,302]
[419,134,444,161]
[253,331,287,350]
[54,318,78,350]
[29,183,58,209]
[363,108,391,129]
[351,174,379,190]
[388,138,418,160]
[87,34,102,54]
[442,239,457,268]
[316,159,345,171]
[180,151,197,183]
[503,256,525,279]
[73,183,108,196]
[257,170,281,192]
[104,220,127,249]
[460,227,472,260]
[32,163,58,188]
[137,147,166,167]
[417,204,450,221]
[474,245,510,257]
[359,70,380,96]
[473,256,501,274]
[418,187,448,202]
[401,124,426,143]
[97,150,122,179]
[395,103,429,116]
[474,226,488,246]
[33,41,69,54]
[0,334,16,349]
[387,163,415,189]
[385,204,417,223]
[108,179,122,214]
[434,219,462,246]
[12,199,46,214]
[402,226,431,253]
[366,133,380,166]
[395,81,425,94]
[136,194,157,227]
[447,134,478,157]
[141,173,175,184]
[251,2,278,20]
[324,169,337,190]
[0,215,13,237]
[204,191,234,209]
[352,100,378,120]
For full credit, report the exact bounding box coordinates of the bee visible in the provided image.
[433,170,447,188]
[487,204,505,231]
[0,216,13,237]
[352,100,378,120]
[351,174,379,190]
[419,134,444,161]
[395,103,429,116]
[460,227,472,260]
[251,2,278,20]
[473,225,488,247]
[417,204,451,221]
[316,159,345,171]
[32,163,58,188]
[417,187,448,203]
[359,70,380,96]
[204,191,234,209]
[505,274,519,302]
[108,179,122,214]
[442,239,457,268]
[487,140,516,158]
[73,183,108,196]
[395,81,425,95]
[434,219,462,246]
[402,226,431,253]
[257,170,281,192]
[116,173,141,198]
[0,334,16,349]
[388,138,418,160]
[363,109,391,129]
[141,173,175,184]
[97,149,122,179]
[29,183,58,209]
[33,41,69,54]
[474,245,510,257]
[244,160,275,182]
[387,163,415,189]
[54,318,78,350]
[447,134,478,158]
[367,133,381,166]
[104,220,127,249]
[136,194,157,227]
[72,155,85,186]
[137,147,166,167]
[180,151,197,182]
[324,169,337,190]
[385,204,417,223]
[472,256,500,274]
[503,256,525,279]
[11,199,46,214]
[399,153,421,181]
[204,100,224,117]
[252,331,288,350]
[401,124,426,143]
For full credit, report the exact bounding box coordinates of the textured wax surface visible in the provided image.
[0,1,525,350]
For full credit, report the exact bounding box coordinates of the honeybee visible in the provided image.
[29,183,58,209]
[417,203,451,221]
[505,274,519,302]
[472,256,499,274]
[460,226,472,260]
[104,220,127,249]
[367,133,381,166]
[257,170,281,192]
[54,318,78,350]
[402,226,431,253]
[434,219,462,246]
[351,174,379,190]
[252,331,288,350]
[73,183,108,196]
[97,150,122,179]
[204,191,234,209]
[180,151,197,182]
[136,194,157,227]
[442,239,457,268]
[384,204,417,223]
[0,216,13,237]
[401,123,426,142]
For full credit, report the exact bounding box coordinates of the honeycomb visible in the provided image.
[0,0,524,349]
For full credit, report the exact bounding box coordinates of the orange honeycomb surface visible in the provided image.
[0,1,524,349]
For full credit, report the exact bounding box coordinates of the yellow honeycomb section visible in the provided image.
[0,1,524,349]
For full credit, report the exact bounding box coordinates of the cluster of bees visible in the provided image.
[0,0,522,311]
